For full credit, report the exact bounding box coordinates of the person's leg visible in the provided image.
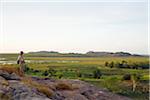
[22,64,25,76]
[20,63,24,76]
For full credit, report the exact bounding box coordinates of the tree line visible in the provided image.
[105,60,149,69]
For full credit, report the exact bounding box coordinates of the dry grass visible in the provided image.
[0,77,9,86]
[47,83,56,90]
[55,81,76,90]
[37,86,53,98]
[22,77,53,98]
[71,83,80,89]
[0,66,24,77]
[0,93,11,100]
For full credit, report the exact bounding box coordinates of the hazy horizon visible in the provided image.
[0,0,149,55]
[0,50,149,55]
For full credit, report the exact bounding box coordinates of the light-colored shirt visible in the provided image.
[17,55,24,63]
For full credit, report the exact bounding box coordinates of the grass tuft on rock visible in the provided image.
[0,66,23,77]
[22,77,53,98]
[55,81,74,90]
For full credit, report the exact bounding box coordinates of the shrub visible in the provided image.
[48,68,57,77]
[138,62,149,69]
[76,69,82,78]
[24,66,30,72]
[83,73,93,78]
[122,74,131,80]
[77,72,82,78]
[108,61,114,68]
[58,74,63,79]
[29,68,34,72]
[102,77,122,93]
[132,74,141,80]
[33,70,40,73]
[56,72,63,79]
[42,70,49,76]
[130,63,139,69]
[121,60,128,68]
[105,62,109,67]
[93,69,102,79]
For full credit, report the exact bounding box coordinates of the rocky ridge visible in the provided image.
[0,69,131,100]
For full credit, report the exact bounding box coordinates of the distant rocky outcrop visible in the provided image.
[28,51,59,54]
[27,50,146,57]
[86,51,133,57]
[0,68,131,100]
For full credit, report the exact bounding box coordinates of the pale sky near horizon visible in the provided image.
[0,0,149,54]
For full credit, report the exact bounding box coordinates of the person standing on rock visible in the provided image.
[17,51,25,76]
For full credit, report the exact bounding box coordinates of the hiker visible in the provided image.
[17,51,25,76]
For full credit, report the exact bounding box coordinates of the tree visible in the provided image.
[24,65,30,72]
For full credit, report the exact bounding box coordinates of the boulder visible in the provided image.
[0,70,11,80]
[0,70,20,80]
[9,80,51,100]
[10,73,21,80]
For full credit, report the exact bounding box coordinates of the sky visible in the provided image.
[0,0,149,54]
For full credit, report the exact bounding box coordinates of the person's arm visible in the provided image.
[17,55,21,61]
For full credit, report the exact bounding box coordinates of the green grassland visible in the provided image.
[0,54,149,100]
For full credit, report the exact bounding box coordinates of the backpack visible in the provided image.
[17,60,20,64]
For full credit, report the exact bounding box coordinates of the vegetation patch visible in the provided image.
[0,66,23,76]
[22,77,53,98]
[0,55,149,100]
[55,81,76,90]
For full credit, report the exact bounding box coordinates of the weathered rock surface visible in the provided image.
[0,70,131,100]
[0,70,20,80]
[9,80,51,100]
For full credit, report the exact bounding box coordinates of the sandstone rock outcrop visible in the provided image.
[0,70,131,100]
